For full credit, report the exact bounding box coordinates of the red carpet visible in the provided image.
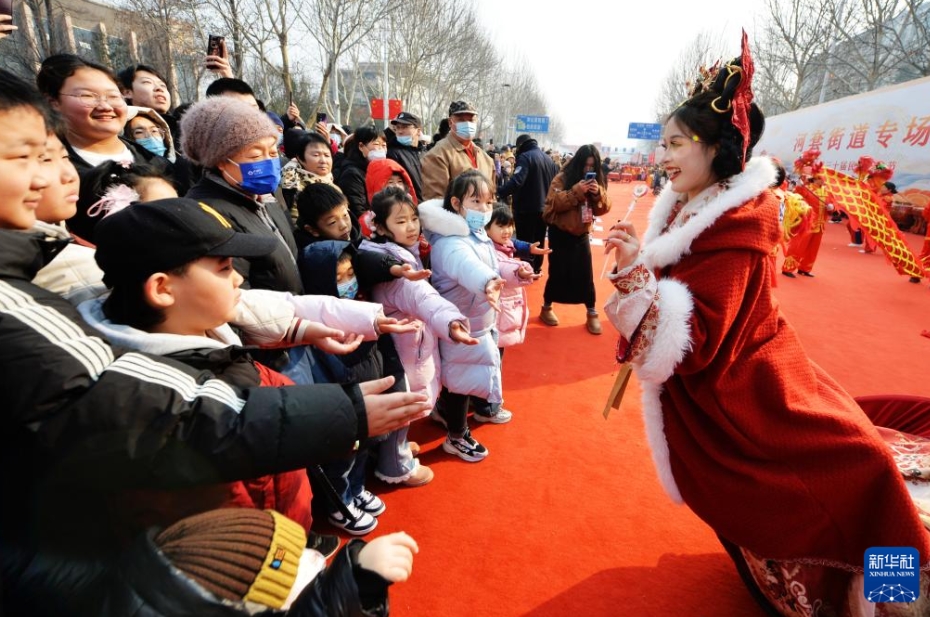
[330,183,930,616]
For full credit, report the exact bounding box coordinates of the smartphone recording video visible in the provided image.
[206,34,225,58]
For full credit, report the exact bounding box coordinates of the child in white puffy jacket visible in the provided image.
[418,170,507,463]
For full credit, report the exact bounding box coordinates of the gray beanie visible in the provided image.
[180,97,278,169]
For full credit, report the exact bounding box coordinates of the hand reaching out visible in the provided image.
[484,277,505,312]
[358,532,419,583]
[359,376,430,436]
[529,241,552,255]
[516,263,541,281]
[390,263,432,281]
[449,320,479,345]
[376,316,419,335]
[300,322,364,354]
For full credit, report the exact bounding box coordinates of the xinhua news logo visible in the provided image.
[864,547,920,603]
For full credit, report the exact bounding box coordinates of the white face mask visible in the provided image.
[330,133,342,146]
[367,149,387,161]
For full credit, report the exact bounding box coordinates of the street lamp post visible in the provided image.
[502,83,511,146]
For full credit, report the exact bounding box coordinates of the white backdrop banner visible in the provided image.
[756,76,930,197]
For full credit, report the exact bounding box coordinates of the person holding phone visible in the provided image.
[204,34,234,78]
[540,144,611,334]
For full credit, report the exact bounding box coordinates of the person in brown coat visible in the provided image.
[541,144,611,334]
[420,100,496,199]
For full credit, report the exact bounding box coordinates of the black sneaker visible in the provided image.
[307,532,341,559]
[798,271,815,277]
[442,429,488,462]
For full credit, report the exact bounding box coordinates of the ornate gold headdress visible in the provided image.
[682,31,756,169]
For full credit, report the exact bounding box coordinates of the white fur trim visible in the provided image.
[641,382,683,503]
[634,278,693,384]
[418,199,469,238]
[641,157,777,271]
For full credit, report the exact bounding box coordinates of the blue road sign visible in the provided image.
[515,115,550,133]
[627,122,662,140]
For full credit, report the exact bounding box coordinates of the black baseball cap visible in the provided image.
[94,198,277,286]
[391,111,421,127]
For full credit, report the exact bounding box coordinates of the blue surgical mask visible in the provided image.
[337,276,359,299]
[228,156,281,195]
[455,121,477,140]
[276,133,284,147]
[397,135,414,146]
[136,136,166,158]
[464,209,491,234]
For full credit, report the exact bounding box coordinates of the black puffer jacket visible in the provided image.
[333,150,369,218]
[385,131,425,201]
[497,139,559,213]
[187,172,304,294]
[0,229,368,614]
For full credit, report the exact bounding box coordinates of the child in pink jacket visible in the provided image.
[360,186,479,483]
[486,205,543,351]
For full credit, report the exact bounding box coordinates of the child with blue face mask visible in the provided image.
[298,241,414,535]
[417,170,508,463]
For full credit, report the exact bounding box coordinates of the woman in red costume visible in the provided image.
[603,33,929,616]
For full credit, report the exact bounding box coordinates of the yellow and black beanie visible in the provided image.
[155,508,306,609]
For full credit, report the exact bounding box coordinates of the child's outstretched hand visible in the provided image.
[484,277,505,312]
[360,377,430,436]
[358,532,419,583]
[449,320,479,345]
[301,322,364,354]
[376,316,419,334]
[390,263,432,281]
[529,241,552,255]
[516,263,541,281]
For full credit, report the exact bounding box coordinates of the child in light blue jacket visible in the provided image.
[417,170,507,463]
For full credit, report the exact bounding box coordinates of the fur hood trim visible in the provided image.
[641,382,684,503]
[641,157,777,271]
[418,199,470,238]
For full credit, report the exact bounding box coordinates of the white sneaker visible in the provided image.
[328,503,377,536]
[442,430,489,462]
[473,408,513,424]
[353,489,386,516]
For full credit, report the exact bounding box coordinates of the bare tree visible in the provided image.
[653,30,728,119]
[822,0,906,96]
[297,0,401,119]
[753,0,833,114]
[885,0,930,77]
